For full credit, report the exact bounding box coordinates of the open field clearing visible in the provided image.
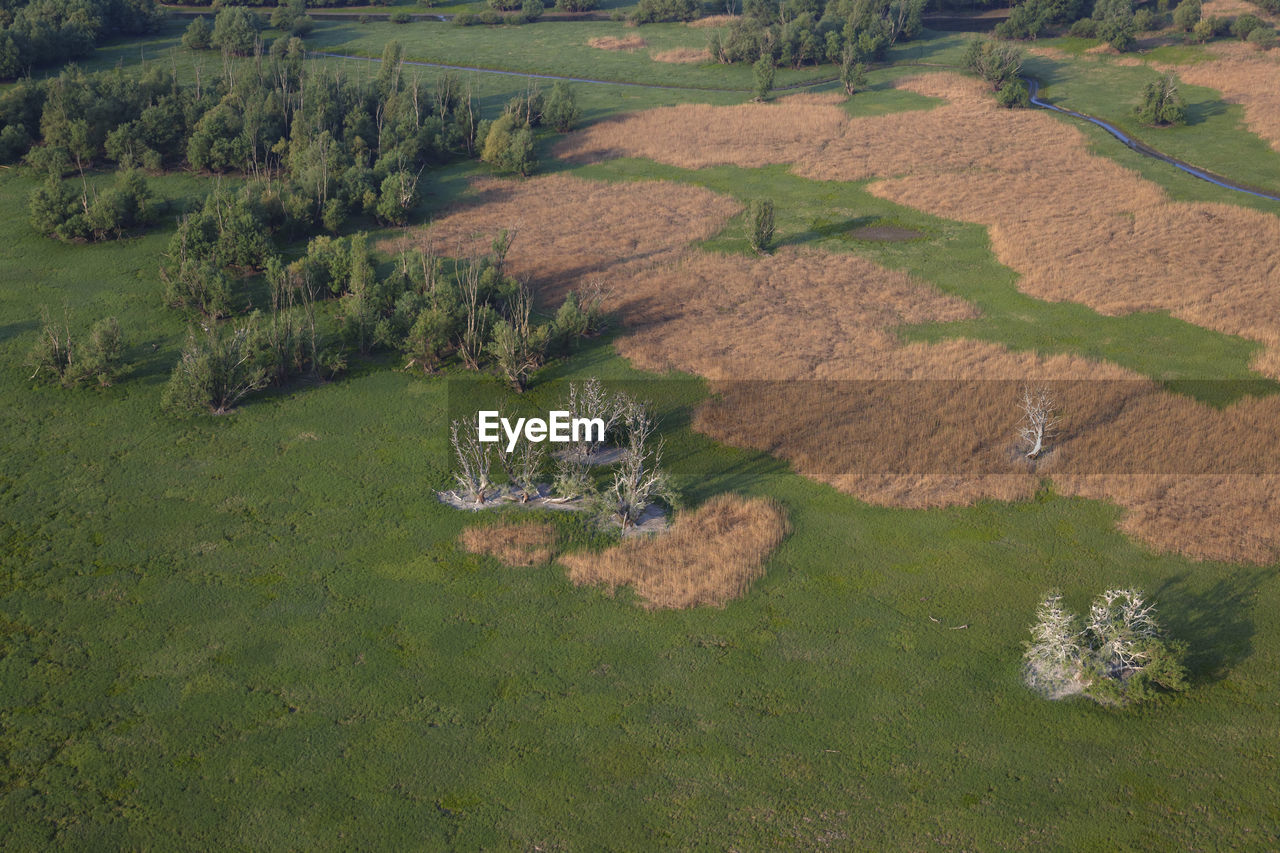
[561,494,789,608]
[556,73,1280,380]
[587,35,647,51]
[1173,42,1280,154]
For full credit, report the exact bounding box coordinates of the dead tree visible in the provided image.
[450,418,492,506]
[1017,384,1058,459]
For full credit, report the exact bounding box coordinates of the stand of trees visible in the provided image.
[0,0,161,79]
[704,0,927,68]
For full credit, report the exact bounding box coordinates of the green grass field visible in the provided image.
[3,22,1280,849]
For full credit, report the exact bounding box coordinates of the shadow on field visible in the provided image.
[0,319,38,345]
[1182,94,1229,128]
[1153,568,1275,683]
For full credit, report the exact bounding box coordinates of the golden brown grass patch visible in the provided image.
[588,35,648,51]
[558,73,1280,380]
[1202,0,1279,21]
[460,521,556,567]
[687,13,739,26]
[652,47,711,63]
[559,494,789,608]
[379,174,740,303]
[1174,43,1280,152]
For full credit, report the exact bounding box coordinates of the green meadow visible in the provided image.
[2,19,1279,848]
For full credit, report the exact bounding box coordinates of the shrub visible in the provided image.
[1135,73,1186,125]
[389,10,413,23]
[1232,12,1261,38]
[542,81,580,132]
[1248,24,1277,48]
[182,16,212,50]
[751,54,774,101]
[1172,0,1200,31]
[996,78,1031,108]
[522,0,544,19]
[746,198,775,253]
[1068,17,1098,36]
[1094,0,1137,51]
[556,0,598,10]
[1132,7,1156,30]
[163,322,269,415]
[27,312,124,388]
[211,6,261,56]
[1191,16,1214,40]
[631,0,699,24]
[480,113,536,175]
[453,11,475,24]
[963,37,1023,91]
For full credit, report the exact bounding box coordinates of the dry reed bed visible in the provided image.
[379,174,740,302]
[460,521,556,566]
[559,494,789,608]
[587,35,647,51]
[555,74,1280,380]
[687,13,740,27]
[400,168,1280,562]
[652,47,711,64]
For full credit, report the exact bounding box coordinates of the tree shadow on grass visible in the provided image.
[1151,567,1276,684]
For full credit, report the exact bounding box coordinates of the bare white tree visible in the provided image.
[1023,591,1085,698]
[496,433,546,503]
[1085,589,1160,679]
[599,400,676,529]
[450,418,492,506]
[1017,384,1058,459]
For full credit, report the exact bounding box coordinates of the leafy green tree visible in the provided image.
[630,0,699,22]
[1248,25,1278,48]
[963,37,1023,90]
[542,82,580,132]
[182,16,213,50]
[1232,13,1261,39]
[212,6,261,57]
[163,322,269,415]
[375,170,420,225]
[840,47,867,96]
[28,311,124,388]
[1093,0,1137,51]
[747,198,775,253]
[1135,73,1186,125]
[1172,0,1200,31]
[402,307,452,373]
[480,113,536,176]
[752,55,775,101]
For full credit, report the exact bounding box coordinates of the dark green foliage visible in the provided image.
[996,78,1031,108]
[389,10,412,23]
[840,48,867,96]
[995,0,1086,39]
[1093,0,1136,51]
[542,81,580,133]
[375,171,420,225]
[27,311,124,387]
[1135,73,1186,126]
[1132,7,1156,31]
[27,168,155,242]
[211,6,261,56]
[504,85,544,128]
[747,198,775,253]
[556,0,598,10]
[522,0,545,20]
[0,0,160,79]
[963,37,1024,91]
[163,321,270,415]
[1068,16,1098,36]
[481,113,536,176]
[1247,24,1277,47]
[1231,12,1261,38]
[631,0,700,24]
[182,15,212,50]
[1172,0,1201,31]
[752,54,775,101]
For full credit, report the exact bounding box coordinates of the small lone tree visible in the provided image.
[450,418,493,505]
[28,311,124,388]
[542,81,581,133]
[746,198,775,254]
[752,55,775,102]
[1172,0,1200,32]
[1135,74,1187,126]
[840,47,867,97]
[163,322,269,415]
[1016,384,1057,459]
[487,281,547,392]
